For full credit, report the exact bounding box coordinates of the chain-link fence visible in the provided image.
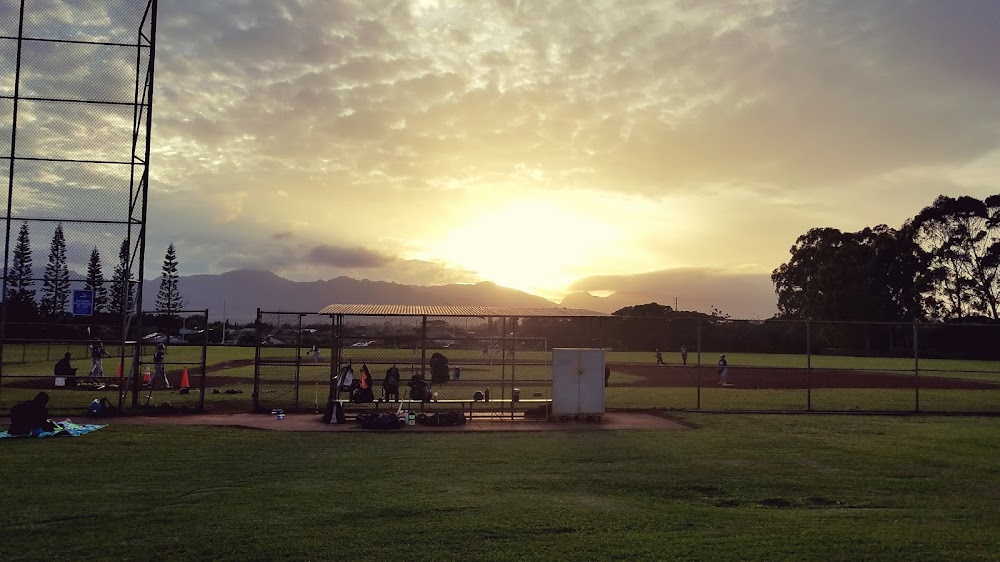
[1,1,159,412]
[253,311,999,415]
[0,307,206,416]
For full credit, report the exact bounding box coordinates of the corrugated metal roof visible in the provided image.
[317,304,607,317]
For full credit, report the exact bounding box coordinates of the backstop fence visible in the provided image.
[0,1,159,410]
[253,311,1000,415]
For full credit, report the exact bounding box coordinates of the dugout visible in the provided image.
[253,305,608,416]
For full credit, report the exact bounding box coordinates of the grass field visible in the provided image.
[1,414,998,560]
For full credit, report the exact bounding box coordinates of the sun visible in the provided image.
[426,199,620,298]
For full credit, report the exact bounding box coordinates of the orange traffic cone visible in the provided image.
[180,368,190,389]
[142,367,151,385]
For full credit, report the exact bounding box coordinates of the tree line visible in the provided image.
[772,194,1000,323]
[4,222,184,325]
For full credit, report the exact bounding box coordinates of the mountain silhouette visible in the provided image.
[141,269,565,322]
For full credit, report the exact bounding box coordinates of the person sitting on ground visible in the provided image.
[8,392,57,436]
[54,352,78,387]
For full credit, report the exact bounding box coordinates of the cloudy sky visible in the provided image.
[4,0,1000,318]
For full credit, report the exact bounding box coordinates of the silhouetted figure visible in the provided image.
[54,352,78,387]
[655,349,664,365]
[8,392,57,436]
[680,345,688,366]
[718,354,728,385]
[605,365,611,387]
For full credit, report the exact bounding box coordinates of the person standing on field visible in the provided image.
[89,339,110,378]
[655,349,664,365]
[718,354,728,386]
[680,345,688,366]
[152,343,170,389]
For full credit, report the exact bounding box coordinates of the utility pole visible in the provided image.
[675,297,678,311]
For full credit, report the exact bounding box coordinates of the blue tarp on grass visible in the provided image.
[0,420,106,439]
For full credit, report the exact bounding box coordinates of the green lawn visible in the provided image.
[1,414,997,560]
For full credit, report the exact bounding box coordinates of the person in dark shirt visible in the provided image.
[151,343,170,389]
[54,352,78,388]
[718,354,729,386]
[8,392,57,436]
[89,338,110,378]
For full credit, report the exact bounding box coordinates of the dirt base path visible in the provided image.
[611,364,1000,390]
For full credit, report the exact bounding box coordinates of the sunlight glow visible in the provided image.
[425,198,621,298]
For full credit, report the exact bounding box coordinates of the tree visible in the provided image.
[39,223,70,318]
[155,243,184,337]
[771,225,930,322]
[84,247,108,314]
[910,195,1000,319]
[109,239,134,317]
[5,222,37,320]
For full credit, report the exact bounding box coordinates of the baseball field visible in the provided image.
[2,344,999,414]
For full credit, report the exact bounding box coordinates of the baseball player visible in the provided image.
[151,343,170,388]
[718,354,728,386]
[89,339,110,378]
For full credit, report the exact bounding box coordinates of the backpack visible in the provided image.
[352,386,375,404]
[417,410,465,426]
[359,412,401,430]
[322,401,347,424]
[409,375,430,402]
[429,352,450,384]
[384,366,400,391]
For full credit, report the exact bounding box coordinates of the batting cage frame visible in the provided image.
[1,0,159,414]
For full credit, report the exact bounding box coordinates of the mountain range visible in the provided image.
[142,269,580,322]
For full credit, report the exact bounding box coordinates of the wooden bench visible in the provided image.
[336,397,552,421]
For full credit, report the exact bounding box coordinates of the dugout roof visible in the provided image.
[318,304,607,318]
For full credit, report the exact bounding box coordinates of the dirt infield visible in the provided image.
[611,364,1000,390]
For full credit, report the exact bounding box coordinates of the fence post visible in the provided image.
[294,313,303,409]
[326,314,338,410]
[914,322,920,413]
[200,309,208,411]
[253,308,261,412]
[420,316,427,377]
[806,320,812,411]
[696,319,702,409]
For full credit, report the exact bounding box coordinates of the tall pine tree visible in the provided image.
[6,222,37,320]
[84,247,108,314]
[39,224,70,317]
[109,239,134,317]
[155,243,184,337]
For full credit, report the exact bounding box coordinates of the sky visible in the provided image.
[4,0,1000,318]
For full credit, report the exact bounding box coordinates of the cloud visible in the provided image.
[569,267,777,319]
[6,0,1000,303]
[306,244,392,268]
